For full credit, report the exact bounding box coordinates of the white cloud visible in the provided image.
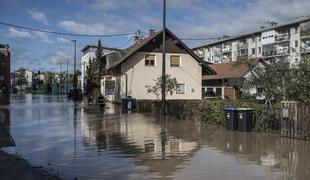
[48,50,71,65]
[6,28,32,39]
[27,9,49,25]
[57,19,134,35]
[33,31,53,44]
[57,37,71,44]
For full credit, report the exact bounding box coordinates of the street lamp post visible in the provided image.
[71,40,77,101]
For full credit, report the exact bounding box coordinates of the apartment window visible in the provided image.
[252,48,255,55]
[251,37,255,42]
[295,40,298,48]
[295,27,298,34]
[145,54,155,66]
[295,58,299,63]
[258,47,262,54]
[176,84,185,94]
[170,55,181,67]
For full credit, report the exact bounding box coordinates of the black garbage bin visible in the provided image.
[225,108,238,131]
[237,108,254,132]
[121,96,136,112]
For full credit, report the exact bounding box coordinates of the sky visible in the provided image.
[1,0,310,72]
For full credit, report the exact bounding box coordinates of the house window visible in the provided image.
[252,48,255,55]
[170,55,180,67]
[216,88,222,97]
[176,84,185,94]
[295,27,298,34]
[145,54,155,66]
[258,47,262,53]
[257,87,263,94]
[105,80,115,95]
[295,40,298,48]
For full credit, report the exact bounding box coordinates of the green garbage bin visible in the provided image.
[237,108,254,132]
[225,107,238,131]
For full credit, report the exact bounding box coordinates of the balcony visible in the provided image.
[237,43,248,50]
[221,46,232,52]
[300,30,310,37]
[262,49,289,57]
[275,33,290,43]
[301,45,310,53]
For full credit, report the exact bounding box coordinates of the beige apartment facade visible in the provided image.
[102,29,215,102]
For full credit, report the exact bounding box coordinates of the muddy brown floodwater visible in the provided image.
[1,94,310,180]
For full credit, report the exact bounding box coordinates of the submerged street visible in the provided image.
[0,95,309,180]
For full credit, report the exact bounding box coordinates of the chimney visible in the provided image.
[149,29,156,36]
[134,35,143,45]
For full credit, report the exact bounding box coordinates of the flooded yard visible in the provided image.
[1,94,310,180]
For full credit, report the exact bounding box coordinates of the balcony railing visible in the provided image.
[301,30,310,37]
[301,46,310,53]
[275,34,290,42]
[237,44,248,49]
[262,49,290,57]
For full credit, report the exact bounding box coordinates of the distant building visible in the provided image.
[80,45,122,93]
[14,68,33,90]
[0,44,10,104]
[193,17,310,66]
[104,28,215,102]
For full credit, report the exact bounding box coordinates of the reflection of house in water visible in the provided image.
[80,110,199,177]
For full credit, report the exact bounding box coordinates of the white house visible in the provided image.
[102,28,215,102]
[80,45,121,93]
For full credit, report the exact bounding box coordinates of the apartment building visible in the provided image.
[193,17,310,65]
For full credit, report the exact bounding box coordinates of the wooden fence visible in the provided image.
[281,101,310,140]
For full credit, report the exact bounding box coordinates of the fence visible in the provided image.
[281,101,310,140]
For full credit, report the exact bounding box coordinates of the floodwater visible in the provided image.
[1,94,310,180]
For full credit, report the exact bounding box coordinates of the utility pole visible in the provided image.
[161,0,166,116]
[83,61,86,94]
[71,40,77,101]
[66,59,69,96]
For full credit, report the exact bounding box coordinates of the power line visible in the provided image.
[0,21,136,37]
[116,35,135,49]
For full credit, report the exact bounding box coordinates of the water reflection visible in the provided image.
[2,94,310,180]
[0,107,15,147]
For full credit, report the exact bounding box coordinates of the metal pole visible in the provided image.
[66,59,69,96]
[83,61,86,94]
[71,40,77,101]
[161,0,166,116]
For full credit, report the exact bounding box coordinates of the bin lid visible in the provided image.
[224,107,237,111]
[236,108,254,111]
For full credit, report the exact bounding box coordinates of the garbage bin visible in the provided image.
[237,108,254,132]
[121,96,136,112]
[225,107,238,131]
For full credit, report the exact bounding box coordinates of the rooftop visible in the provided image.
[193,17,310,50]
[202,59,258,80]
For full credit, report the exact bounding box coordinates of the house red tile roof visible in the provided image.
[202,60,258,80]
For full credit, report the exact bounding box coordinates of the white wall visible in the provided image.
[118,52,202,100]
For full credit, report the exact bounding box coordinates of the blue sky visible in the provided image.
[1,0,310,72]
